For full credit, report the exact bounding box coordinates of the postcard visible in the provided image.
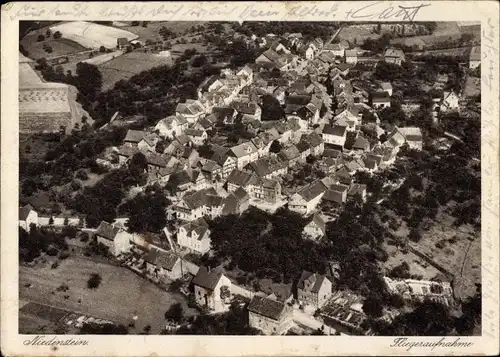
[1,1,499,356]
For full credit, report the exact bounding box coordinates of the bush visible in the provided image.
[99,46,106,53]
[44,45,53,54]
[87,273,102,289]
[53,31,62,39]
[51,261,60,269]
[37,34,45,42]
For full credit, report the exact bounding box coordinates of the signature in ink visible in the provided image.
[345,1,431,21]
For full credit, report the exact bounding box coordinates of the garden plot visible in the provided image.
[49,21,139,49]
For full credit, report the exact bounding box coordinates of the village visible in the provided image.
[19,21,481,336]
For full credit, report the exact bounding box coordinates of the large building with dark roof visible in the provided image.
[248,295,292,335]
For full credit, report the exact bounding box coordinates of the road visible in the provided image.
[325,26,344,46]
[292,309,336,335]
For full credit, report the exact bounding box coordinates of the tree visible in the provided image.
[409,228,422,242]
[75,62,102,100]
[37,34,45,42]
[80,322,128,334]
[378,300,454,336]
[129,152,148,174]
[99,46,106,53]
[165,303,184,323]
[260,94,284,121]
[269,140,282,154]
[192,54,208,68]
[87,273,102,289]
[363,294,384,317]
[46,29,52,38]
[53,31,62,39]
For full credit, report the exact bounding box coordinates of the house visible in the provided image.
[143,248,183,281]
[323,43,345,57]
[258,280,293,304]
[117,37,129,49]
[252,178,282,204]
[184,128,207,146]
[211,149,237,179]
[310,38,324,53]
[94,221,132,256]
[384,48,405,66]
[226,169,259,193]
[333,165,353,185]
[123,129,145,147]
[362,155,379,173]
[300,132,325,156]
[248,295,293,335]
[288,181,328,215]
[197,75,224,98]
[138,132,160,153]
[302,44,316,60]
[347,183,367,202]
[222,187,250,216]
[174,188,224,221]
[193,266,232,312]
[248,156,288,179]
[383,127,407,149]
[351,135,370,153]
[371,91,391,109]
[322,125,347,148]
[194,115,216,131]
[211,107,237,125]
[398,127,424,150]
[175,101,206,123]
[297,271,333,308]
[322,183,349,206]
[177,218,211,254]
[229,141,259,170]
[334,107,360,131]
[164,135,192,156]
[345,50,357,64]
[380,82,393,96]
[231,101,262,121]
[278,145,302,167]
[303,214,326,241]
[237,65,254,84]
[440,91,459,112]
[155,115,189,139]
[251,129,280,157]
[19,204,38,231]
[116,145,139,166]
[469,46,481,69]
[201,160,223,182]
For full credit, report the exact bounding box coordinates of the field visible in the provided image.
[21,35,88,60]
[49,21,139,49]
[116,21,209,42]
[336,24,381,44]
[99,51,174,90]
[381,206,480,301]
[82,50,124,66]
[414,210,480,300]
[19,255,198,334]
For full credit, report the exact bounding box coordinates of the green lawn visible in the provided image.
[19,255,198,334]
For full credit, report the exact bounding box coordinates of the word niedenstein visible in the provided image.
[391,337,473,351]
[23,336,89,346]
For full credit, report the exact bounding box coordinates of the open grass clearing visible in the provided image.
[99,51,174,90]
[48,21,139,49]
[21,34,88,60]
[19,255,198,334]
